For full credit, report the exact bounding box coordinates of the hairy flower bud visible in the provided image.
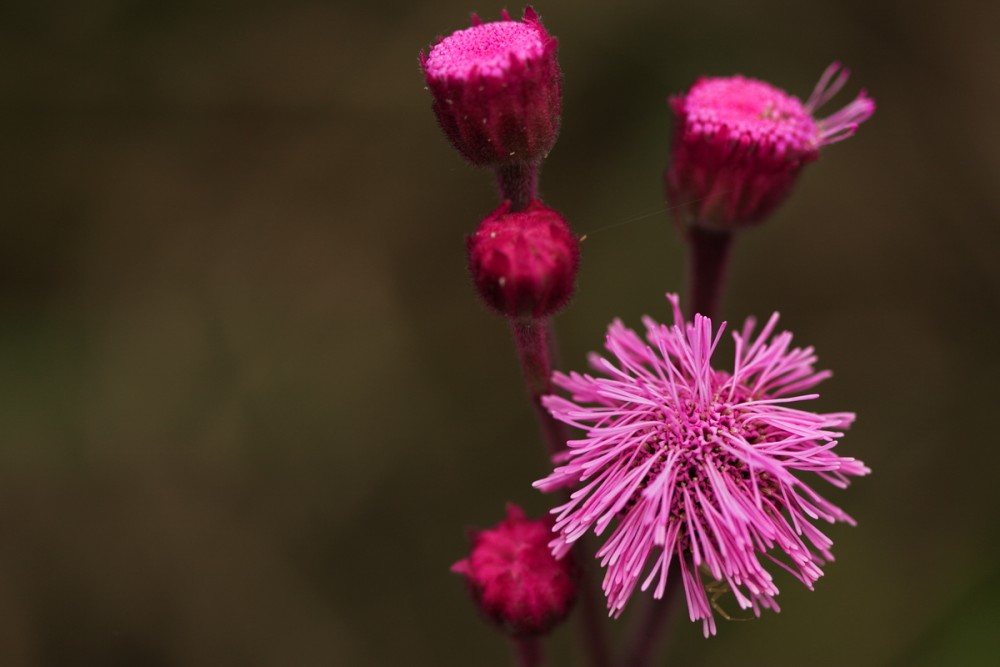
[452,504,578,637]
[666,63,874,230]
[420,7,561,167]
[467,200,579,319]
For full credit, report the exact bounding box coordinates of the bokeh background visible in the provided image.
[2,0,999,664]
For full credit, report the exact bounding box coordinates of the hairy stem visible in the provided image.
[496,160,540,211]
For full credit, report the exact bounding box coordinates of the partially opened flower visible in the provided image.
[534,295,869,636]
[666,63,875,230]
[453,503,578,637]
[420,7,561,168]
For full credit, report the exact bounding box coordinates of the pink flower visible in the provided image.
[452,503,578,637]
[665,63,875,230]
[534,295,869,636]
[420,7,561,167]
[467,199,580,319]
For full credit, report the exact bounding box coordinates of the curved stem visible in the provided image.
[686,226,734,321]
[496,160,540,211]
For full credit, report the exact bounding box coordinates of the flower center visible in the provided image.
[624,394,773,524]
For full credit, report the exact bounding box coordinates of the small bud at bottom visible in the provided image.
[452,503,578,637]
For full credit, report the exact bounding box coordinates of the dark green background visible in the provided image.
[2,0,998,664]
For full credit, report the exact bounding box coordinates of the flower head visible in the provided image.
[452,503,578,636]
[467,199,579,319]
[665,63,875,230]
[420,7,561,166]
[534,295,869,636]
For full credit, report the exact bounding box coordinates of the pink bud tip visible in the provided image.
[420,9,562,166]
[452,503,578,637]
[467,200,580,319]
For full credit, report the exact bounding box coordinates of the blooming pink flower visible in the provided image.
[665,63,875,230]
[452,503,578,636]
[420,7,561,167]
[534,295,869,636]
[467,199,579,319]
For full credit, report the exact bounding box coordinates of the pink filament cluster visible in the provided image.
[805,63,877,144]
[535,295,869,636]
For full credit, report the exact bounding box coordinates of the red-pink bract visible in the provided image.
[666,63,875,229]
[452,503,578,637]
[534,295,869,636]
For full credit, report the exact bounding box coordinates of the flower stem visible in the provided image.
[623,569,681,667]
[496,160,540,211]
[512,636,545,667]
[510,318,568,458]
[575,554,613,667]
[511,318,613,667]
[686,226,734,320]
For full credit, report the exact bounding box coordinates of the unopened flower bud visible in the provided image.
[665,63,875,230]
[452,503,578,637]
[420,7,561,167]
[467,200,579,319]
